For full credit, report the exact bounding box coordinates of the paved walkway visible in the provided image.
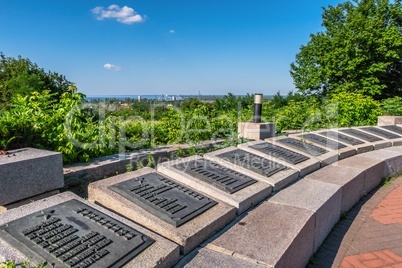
[311,176,402,267]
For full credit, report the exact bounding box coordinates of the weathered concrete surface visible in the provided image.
[88,167,236,255]
[238,122,275,140]
[334,155,385,195]
[210,202,315,267]
[203,146,299,191]
[0,190,60,213]
[268,179,342,252]
[238,140,321,177]
[0,148,64,205]
[360,147,402,178]
[378,116,402,126]
[175,246,266,268]
[265,136,339,167]
[157,156,272,215]
[0,192,180,268]
[305,165,365,213]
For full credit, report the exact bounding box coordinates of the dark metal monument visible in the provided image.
[216,149,287,177]
[340,129,383,142]
[249,142,309,165]
[380,125,402,135]
[173,158,257,194]
[318,131,364,145]
[109,172,217,227]
[0,199,154,268]
[277,138,328,156]
[299,133,347,150]
[360,127,401,139]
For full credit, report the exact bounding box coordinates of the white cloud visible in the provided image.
[92,5,143,24]
[104,63,122,71]
[169,29,175,33]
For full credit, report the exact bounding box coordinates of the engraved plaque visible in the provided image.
[380,125,402,135]
[277,138,328,156]
[300,133,347,150]
[109,173,217,227]
[173,159,257,194]
[340,129,382,142]
[318,131,364,145]
[360,127,401,139]
[249,142,309,165]
[216,149,287,177]
[0,199,154,268]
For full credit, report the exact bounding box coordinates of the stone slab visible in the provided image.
[0,192,180,268]
[238,122,275,140]
[264,136,339,167]
[305,165,365,213]
[238,140,321,177]
[378,116,402,126]
[210,202,315,267]
[0,148,64,206]
[315,130,374,155]
[175,247,266,268]
[334,155,385,194]
[157,156,272,215]
[0,190,60,213]
[88,167,236,255]
[338,127,392,150]
[289,132,356,160]
[360,148,402,178]
[203,147,299,191]
[355,126,402,147]
[268,179,342,252]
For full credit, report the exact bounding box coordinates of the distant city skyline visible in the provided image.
[0,0,345,96]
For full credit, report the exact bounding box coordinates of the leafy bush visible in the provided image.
[382,97,402,116]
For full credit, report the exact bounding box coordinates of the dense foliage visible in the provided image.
[290,0,402,99]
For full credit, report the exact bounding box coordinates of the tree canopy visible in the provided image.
[0,52,74,110]
[290,0,402,99]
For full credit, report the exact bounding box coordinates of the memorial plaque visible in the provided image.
[277,138,328,156]
[216,149,287,177]
[173,159,257,194]
[0,199,154,268]
[340,129,383,142]
[109,173,217,227]
[300,133,347,150]
[380,125,402,135]
[249,142,309,165]
[361,127,401,139]
[318,131,364,145]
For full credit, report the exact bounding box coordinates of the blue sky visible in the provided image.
[0,1,344,96]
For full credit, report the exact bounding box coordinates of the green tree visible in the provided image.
[290,0,402,99]
[0,52,74,110]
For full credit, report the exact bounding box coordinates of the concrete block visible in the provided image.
[355,126,402,147]
[315,130,374,155]
[203,147,299,191]
[0,192,180,268]
[238,140,321,177]
[289,132,356,160]
[265,136,339,167]
[361,148,402,178]
[334,156,385,194]
[157,156,272,215]
[378,116,402,126]
[0,190,60,213]
[175,247,266,268]
[268,179,342,252]
[210,202,315,267]
[0,148,64,205]
[305,165,365,213]
[238,122,275,140]
[88,167,236,254]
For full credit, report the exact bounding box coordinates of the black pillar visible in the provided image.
[253,93,263,123]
